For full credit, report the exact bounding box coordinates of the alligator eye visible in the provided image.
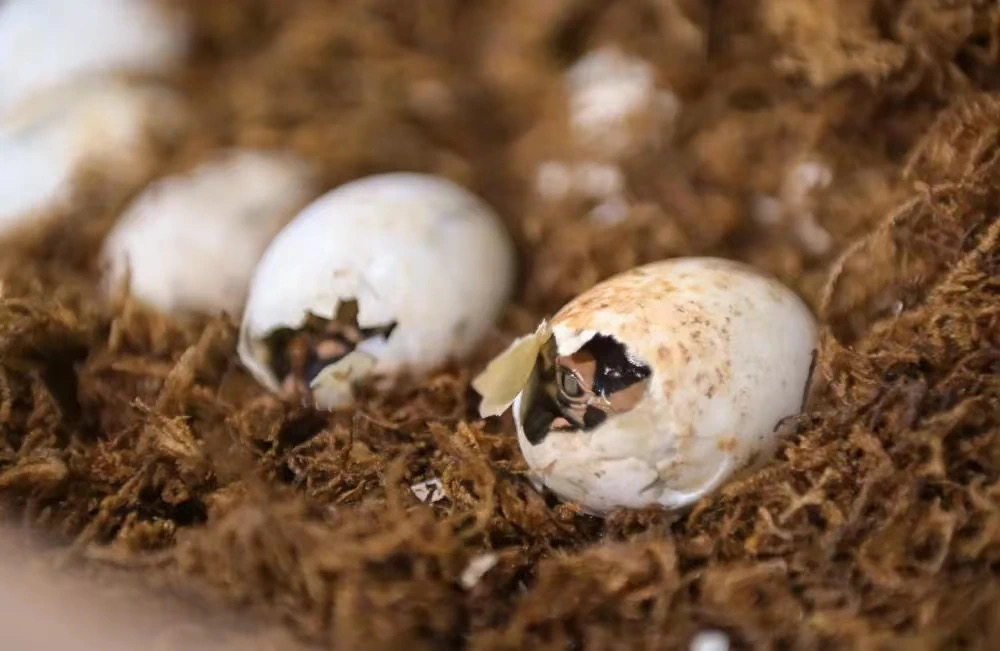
[558,366,584,398]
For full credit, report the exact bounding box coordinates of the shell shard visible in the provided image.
[473,322,551,418]
[309,350,377,409]
[551,325,600,357]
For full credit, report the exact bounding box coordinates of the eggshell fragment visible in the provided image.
[751,158,834,256]
[690,630,731,651]
[475,257,817,515]
[0,0,188,113]
[460,553,499,589]
[473,321,552,418]
[0,79,184,236]
[239,172,517,409]
[101,149,317,317]
[565,45,680,158]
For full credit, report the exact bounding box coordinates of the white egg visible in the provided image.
[473,258,817,515]
[690,630,731,651]
[0,0,187,113]
[0,79,184,236]
[101,149,318,317]
[239,172,517,409]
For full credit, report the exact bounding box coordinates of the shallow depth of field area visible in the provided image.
[1,1,1000,649]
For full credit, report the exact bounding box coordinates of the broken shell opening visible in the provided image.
[258,299,396,407]
[519,332,652,445]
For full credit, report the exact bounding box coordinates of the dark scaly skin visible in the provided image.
[267,300,396,402]
[522,335,651,445]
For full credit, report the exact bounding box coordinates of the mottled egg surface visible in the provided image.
[475,257,817,515]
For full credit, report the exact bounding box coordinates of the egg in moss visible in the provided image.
[474,257,817,515]
[101,149,317,317]
[239,172,517,409]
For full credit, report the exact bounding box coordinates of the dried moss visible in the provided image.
[2,0,1000,648]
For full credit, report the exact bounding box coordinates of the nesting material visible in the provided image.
[101,149,316,317]
[529,46,681,229]
[0,1,998,648]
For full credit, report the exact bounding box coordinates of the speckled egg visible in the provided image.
[473,257,817,515]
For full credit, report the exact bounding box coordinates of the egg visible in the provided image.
[0,0,187,113]
[473,258,817,515]
[239,172,517,409]
[101,149,317,317]
[0,79,184,236]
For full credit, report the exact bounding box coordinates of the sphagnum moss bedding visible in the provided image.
[1,1,999,649]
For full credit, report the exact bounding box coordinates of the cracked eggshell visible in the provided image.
[474,257,817,515]
[101,149,317,317]
[239,172,517,407]
[0,0,188,113]
[0,79,185,236]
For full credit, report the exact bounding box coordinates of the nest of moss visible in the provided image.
[2,0,1000,648]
